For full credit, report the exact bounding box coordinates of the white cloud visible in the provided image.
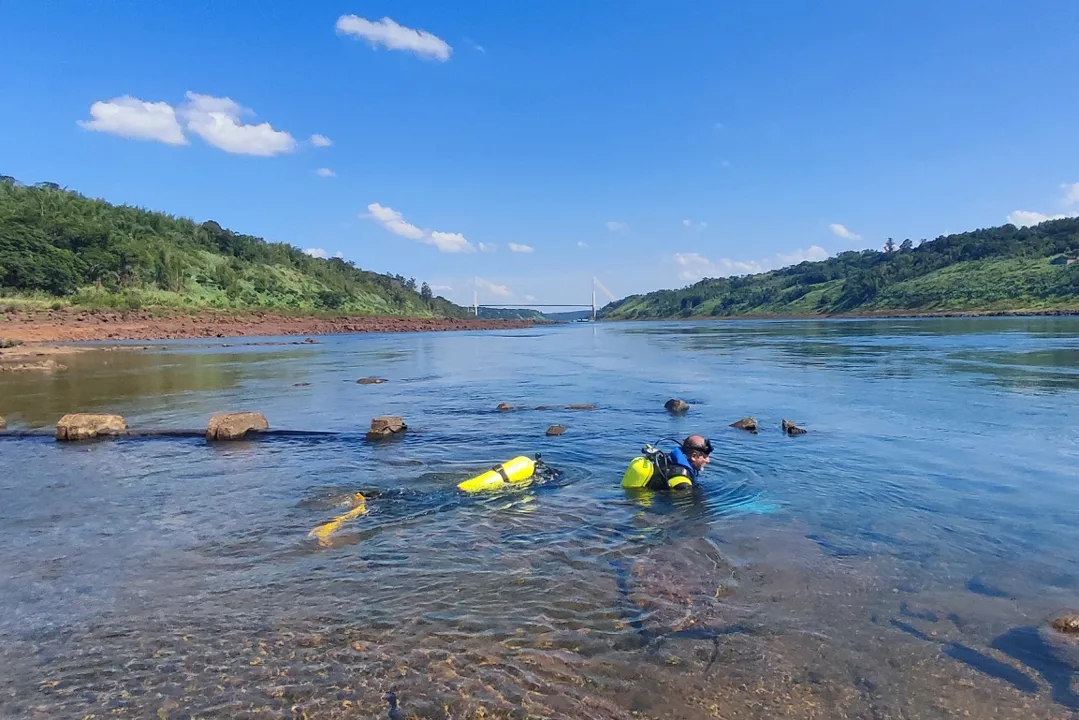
[577,241,589,248]
[682,219,707,231]
[304,248,329,259]
[1006,210,1076,227]
[428,231,474,253]
[334,251,344,258]
[465,37,486,53]
[180,92,297,156]
[316,168,336,178]
[79,96,187,145]
[1061,182,1079,206]
[478,242,496,252]
[476,277,511,297]
[309,134,332,147]
[508,242,534,253]
[336,15,452,61]
[365,203,476,253]
[432,284,453,292]
[673,245,830,283]
[366,203,424,240]
[605,221,628,232]
[829,223,862,241]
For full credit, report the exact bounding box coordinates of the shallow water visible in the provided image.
[1,318,1078,719]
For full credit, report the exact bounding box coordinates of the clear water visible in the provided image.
[1,318,1078,719]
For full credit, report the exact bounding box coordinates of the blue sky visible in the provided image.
[2,1,1078,307]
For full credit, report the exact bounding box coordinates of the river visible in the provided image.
[1,318,1078,719]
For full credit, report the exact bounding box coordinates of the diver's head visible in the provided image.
[681,435,713,473]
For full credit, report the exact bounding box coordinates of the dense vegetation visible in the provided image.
[0,176,468,316]
[600,220,1079,319]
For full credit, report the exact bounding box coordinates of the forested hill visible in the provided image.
[600,219,1079,319]
[0,176,468,316]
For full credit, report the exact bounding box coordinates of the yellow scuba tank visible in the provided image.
[621,456,655,489]
[458,455,536,493]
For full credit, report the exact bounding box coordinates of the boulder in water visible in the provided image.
[367,416,407,441]
[496,402,513,412]
[546,424,566,436]
[1050,612,1079,635]
[664,398,689,414]
[56,413,128,441]
[731,417,758,433]
[782,419,807,435]
[567,403,596,410]
[206,411,269,441]
[356,377,387,384]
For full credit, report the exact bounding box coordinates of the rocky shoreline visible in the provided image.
[0,307,538,344]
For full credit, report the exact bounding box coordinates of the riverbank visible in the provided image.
[0,307,537,344]
[600,306,1079,322]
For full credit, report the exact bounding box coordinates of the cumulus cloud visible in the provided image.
[476,277,511,297]
[1006,210,1076,227]
[336,15,452,61]
[79,96,187,145]
[508,242,533,253]
[478,242,496,252]
[366,203,424,240]
[673,245,830,283]
[365,203,475,253]
[605,221,628,232]
[829,223,862,241]
[304,248,329,259]
[316,168,336,178]
[429,231,473,253]
[180,92,297,156]
[309,134,332,147]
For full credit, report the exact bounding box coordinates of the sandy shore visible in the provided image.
[0,307,537,345]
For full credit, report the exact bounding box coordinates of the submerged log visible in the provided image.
[206,412,269,441]
[56,413,127,441]
[367,416,407,441]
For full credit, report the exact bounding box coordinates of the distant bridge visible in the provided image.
[471,276,616,320]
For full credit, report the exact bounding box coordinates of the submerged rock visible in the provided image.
[664,398,689,414]
[0,359,66,373]
[1050,612,1079,635]
[496,402,513,412]
[206,411,269,441]
[546,424,566,436]
[367,416,407,441]
[731,417,758,433]
[357,377,387,385]
[56,413,128,441]
[293,382,311,387]
[782,419,807,435]
[567,403,596,410]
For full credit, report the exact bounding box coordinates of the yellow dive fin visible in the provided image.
[458,455,535,493]
[308,493,368,547]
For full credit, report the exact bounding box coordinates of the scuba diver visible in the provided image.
[621,435,712,491]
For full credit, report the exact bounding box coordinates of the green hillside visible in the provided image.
[600,219,1079,319]
[0,176,468,317]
